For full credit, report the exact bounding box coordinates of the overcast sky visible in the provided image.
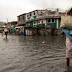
[0,0,72,22]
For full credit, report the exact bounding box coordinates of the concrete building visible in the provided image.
[17,9,65,36]
[7,21,17,28]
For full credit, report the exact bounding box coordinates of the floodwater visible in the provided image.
[0,34,72,72]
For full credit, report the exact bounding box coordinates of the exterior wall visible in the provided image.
[55,18,61,29]
[26,23,30,27]
[26,30,32,35]
[47,18,57,29]
[46,18,61,29]
[25,10,50,21]
[26,22,33,27]
[17,16,21,25]
[26,19,46,27]
[58,19,61,28]
[32,19,46,27]
[37,19,46,26]
[56,19,58,29]
[17,14,26,26]
[25,18,61,29]
[33,21,37,27]
[26,11,38,21]
[36,9,60,18]
[7,21,17,28]
[37,10,46,18]
[54,9,59,16]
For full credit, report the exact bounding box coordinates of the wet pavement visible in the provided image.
[0,34,72,72]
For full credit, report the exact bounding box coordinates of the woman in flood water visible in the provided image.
[4,28,8,39]
[62,8,72,67]
[62,29,72,67]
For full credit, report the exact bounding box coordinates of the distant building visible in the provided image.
[0,22,6,32]
[6,21,17,33]
[7,21,17,28]
[0,22,6,27]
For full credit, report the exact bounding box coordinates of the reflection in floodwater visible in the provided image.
[0,34,72,72]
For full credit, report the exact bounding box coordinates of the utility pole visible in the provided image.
[6,18,8,23]
[5,18,8,28]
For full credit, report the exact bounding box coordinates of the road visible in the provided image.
[0,34,71,72]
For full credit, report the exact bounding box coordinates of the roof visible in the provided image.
[17,10,46,17]
[17,9,65,17]
[48,10,56,14]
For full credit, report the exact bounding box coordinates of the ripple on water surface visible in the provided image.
[0,35,70,72]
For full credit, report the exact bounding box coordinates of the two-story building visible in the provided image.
[17,9,65,36]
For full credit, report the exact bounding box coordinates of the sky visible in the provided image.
[0,0,72,22]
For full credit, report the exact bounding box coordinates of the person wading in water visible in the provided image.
[4,28,8,39]
[62,8,72,67]
[62,29,72,67]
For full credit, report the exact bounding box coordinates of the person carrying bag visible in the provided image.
[61,8,72,67]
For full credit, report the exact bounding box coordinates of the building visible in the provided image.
[17,9,65,36]
[0,22,6,33]
[17,14,26,26]
[7,21,17,28]
[6,21,17,33]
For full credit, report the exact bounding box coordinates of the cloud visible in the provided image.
[0,0,72,22]
[0,0,37,22]
[0,6,22,22]
[29,0,72,10]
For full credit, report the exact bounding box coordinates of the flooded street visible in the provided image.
[0,34,72,72]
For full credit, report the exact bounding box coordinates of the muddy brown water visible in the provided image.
[0,34,72,72]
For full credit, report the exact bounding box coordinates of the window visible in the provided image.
[23,16,24,19]
[18,17,20,21]
[42,21,43,24]
[48,19,51,23]
[34,21,37,24]
[30,13,31,16]
[41,12,42,13]
[27,15,28,17]
[52,19,55,23]
[34,21,36,24]
[34,12,35,15]
[38,20,40,23]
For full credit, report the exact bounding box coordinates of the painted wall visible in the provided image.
[26,19,47,27]
[26,11,38,21]
[26,30,32,35]
[33,19,46,27]
[26,18,61,29]
[47,18,57,29]
[58,19,61,28]
[37,19,46,26]
[47,18,61,29]
[26,22,33,27]
[18,15,26,25]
